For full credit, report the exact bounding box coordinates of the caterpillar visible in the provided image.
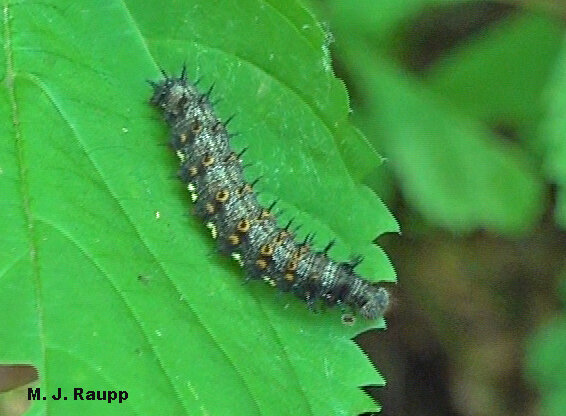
[149,67,389,320]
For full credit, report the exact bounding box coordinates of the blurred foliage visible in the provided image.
[539,38,566,228]
[526,29,566,416]
[306,0,566,415]
[527,273,566,416]
[316,0,566,235]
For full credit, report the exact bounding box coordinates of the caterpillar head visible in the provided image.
[359,286,390,320]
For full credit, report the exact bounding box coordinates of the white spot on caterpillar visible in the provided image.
[155,211,161,219]
[188,183,197,201]
[231,253,243,266]
[206,222,217,239]
[176,150,186,162]
[262,276,276,287]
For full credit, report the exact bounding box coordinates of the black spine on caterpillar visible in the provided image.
[149,70,390,320]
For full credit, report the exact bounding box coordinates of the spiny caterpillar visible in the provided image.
[149,67,389,320]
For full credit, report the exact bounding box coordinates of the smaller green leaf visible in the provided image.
[327,0,459,41]
[427,11,564,138]
[338,45,544,234]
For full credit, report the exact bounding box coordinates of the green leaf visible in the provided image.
[538,36,566,229]
[427,11,564,140]
[0,0,397,415]
[327,0,460,42]
[333,41,543,234]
